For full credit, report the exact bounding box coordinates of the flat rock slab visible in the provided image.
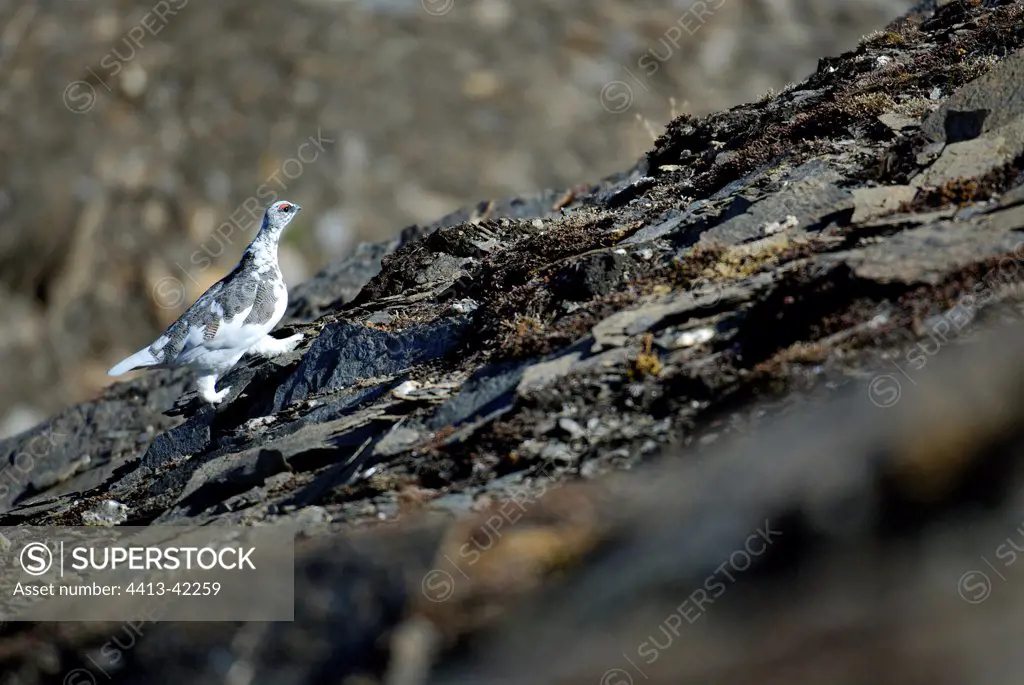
[923,48,1024,142]
[0,379,184,513]
[272,316,471,410]
[913,116,1024,188]
[700,178,854,245]
[590,277,770,352]
[847,204,1024,284]
[851,185,919,223]
[427,361,528,431]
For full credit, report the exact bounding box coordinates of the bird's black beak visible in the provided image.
[294,204,302,212]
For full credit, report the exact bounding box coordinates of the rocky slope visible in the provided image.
[3,0,1024,682]
[0,0,913,431]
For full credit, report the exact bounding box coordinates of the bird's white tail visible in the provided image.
[108,347,159,376]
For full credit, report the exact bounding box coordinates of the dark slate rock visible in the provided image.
[373,424,426,458]
[548,251,639,303]
[941,109,991,143]
[416,253,474,286]
[172,448,291,517]
[710,162,775,200]
[911,117,1024,188]
[141,407,216,469]
[295,383,398,428]
[701,179,854,245]
[786,88,826,106]
[922,48,1024,142]
[273,316,471,410]
[0,494,76,524]
[782,157,844,184]
[622,213,687,245]
[0,385,181,513]
[601,176,656,208]
[285,417,394,474]
[427,359,529,432]
[717,194,757,222]
[286,241,394,322]
[283,418,397,508]
[623,200,721,247]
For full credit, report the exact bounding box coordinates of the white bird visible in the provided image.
[108,200,306,404]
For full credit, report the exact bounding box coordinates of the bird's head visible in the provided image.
[264,200,302,232]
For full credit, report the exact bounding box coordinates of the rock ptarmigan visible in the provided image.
[108,200,305,404]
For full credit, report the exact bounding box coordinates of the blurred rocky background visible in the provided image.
[0,0,914,436]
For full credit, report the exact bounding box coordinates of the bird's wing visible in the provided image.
[242,277,280,326]
[149,267,261,363]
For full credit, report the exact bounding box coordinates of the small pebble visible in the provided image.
[558,417,587,440]
[674,327,715,348]
[763,215,798,236]
[392,380,422,400]
[82,499,129,526]
[449,298,479,315]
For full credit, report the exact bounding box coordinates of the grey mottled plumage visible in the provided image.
[108,200,306,404]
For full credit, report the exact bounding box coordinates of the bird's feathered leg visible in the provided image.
[196,373,230,404]
[248,332,303,358]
